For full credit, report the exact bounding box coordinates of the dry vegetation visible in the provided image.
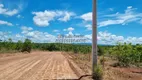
[67,52,142,80]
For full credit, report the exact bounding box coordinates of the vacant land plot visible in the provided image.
[67,53,142,80]
[0,51,86,80]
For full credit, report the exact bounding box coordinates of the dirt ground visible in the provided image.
[0,51,86,80]
[67,52,142,80]
[103,58,142,80]
[1,51,142,80]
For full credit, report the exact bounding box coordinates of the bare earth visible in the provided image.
[0,51,85,80]
[68,53,142,80]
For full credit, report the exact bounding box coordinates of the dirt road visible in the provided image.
[0,51,85,80]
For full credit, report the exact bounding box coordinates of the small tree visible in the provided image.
[22,39,32,53]
[73,46,78,53]
[98,46,105,56]
[7,38,12,50]
[16,40,23,52]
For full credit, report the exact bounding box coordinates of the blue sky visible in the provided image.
[0,0,142,44]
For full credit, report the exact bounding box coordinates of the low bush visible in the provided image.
[109,43,142,67]
[93,65,103,80]
[99,56,106,67]
[21,39,32,53]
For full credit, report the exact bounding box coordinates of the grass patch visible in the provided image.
[93,65,103,80]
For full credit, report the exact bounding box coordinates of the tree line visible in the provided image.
[0,38,32,53]
[0,38,108,55]
[0,38,142,67]
[0,38,92,54]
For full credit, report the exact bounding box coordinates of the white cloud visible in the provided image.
[0,32,25,42]
[85,24,92,30]
[16,34,22,38]
[63,27,74,32]
[32,11,56,27]
[0,31,11,41]
[32,10,75,27]
[0,4,18,16]
[109,8,114,11]
[84,34,92,43]
[20,26,56,43]
[0,20,13,26]
[58,11,75,22]
[98,31,124,44]
[63,29,67,31]
[21,26,33,31]
[80,12,92,30]
[21,26,33,34]
[98,31,142,45]
[0,29,55,43]
[67,31,73,36]
[80,12,92,21]
[1,29,142,44]
[83,31,142,45]
[84,34,92,39]
[99,20,124,27]
[0,4,3,7]
[80,6,142,28]
[53,30,59,32]
[4,9,18,16]
[127,6,132,9]
[63,27,75,36]
[67,27,74,31]
[17,15,24,18]
[99,6,142,27]
[23,31,56,43]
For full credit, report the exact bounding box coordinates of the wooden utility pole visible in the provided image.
[92,0,97,78]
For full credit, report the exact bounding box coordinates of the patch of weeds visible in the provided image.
[93,65,103,80]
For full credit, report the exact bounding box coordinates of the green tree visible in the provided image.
[22,39,32,53]
[16,40,23,51]
[7,38,12,50]
[98,46,105,56]
[110,43,142,67]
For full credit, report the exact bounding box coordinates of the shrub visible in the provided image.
[100,56,106,67]
[73,47,78,53]
[47,43,60,51]
[15,40,23,51]
[93,65,103,80]
[98,46,105,56]
[22,39,32,53]
[109,43,142,67]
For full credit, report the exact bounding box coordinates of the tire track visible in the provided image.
[0,56,38,79]
[0,56,39,80]
[0,51,84,80]
[17,54,51,80]
[0,56,37,71]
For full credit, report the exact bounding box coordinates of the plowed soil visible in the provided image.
[0,51,85,80]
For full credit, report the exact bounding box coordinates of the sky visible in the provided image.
[0,0,142,44]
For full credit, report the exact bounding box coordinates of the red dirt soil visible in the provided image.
[67,53,142,80]
[0,51,86,80]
